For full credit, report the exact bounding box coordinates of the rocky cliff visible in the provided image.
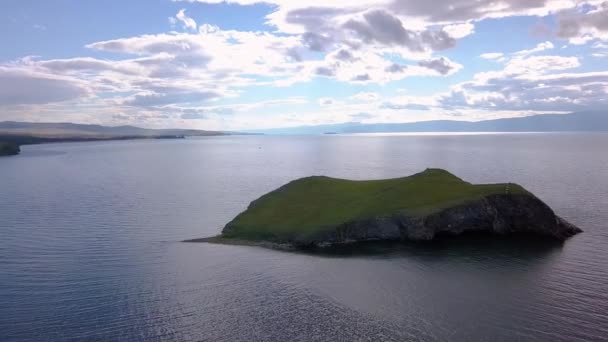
[296,194,581,247]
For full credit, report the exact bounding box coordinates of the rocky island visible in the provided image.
[0,142,20,156]
[188,169,582,249]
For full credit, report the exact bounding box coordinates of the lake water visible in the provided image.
[1,133,607,341]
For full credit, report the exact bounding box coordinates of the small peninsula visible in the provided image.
[188,169,582,249]
[0,121,257,150]
[0,142,20,156]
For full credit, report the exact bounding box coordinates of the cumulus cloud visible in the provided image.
[513,41,554,56]
[333,49,358,62]
[388,0,576,23]
[385,63,407,73]
[4,0,607,128]
[501,55,580,75]
[418,57,462,75]
[442,22,475,39]
[13,0,519,118]
[176,9,198,31]
[314,66,336,77]
[352,73,371,82]
[301,32,334,52]
[438,53,607,112]
[557,2,608,44]
[182,0,583,34]
[343,9,455,51]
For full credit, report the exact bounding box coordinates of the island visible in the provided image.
[0,142,20,156]
[186,169,582,249]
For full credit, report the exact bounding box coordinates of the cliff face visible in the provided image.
[294,194,581,247]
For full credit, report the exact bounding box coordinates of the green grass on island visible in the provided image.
[222,168,529,241]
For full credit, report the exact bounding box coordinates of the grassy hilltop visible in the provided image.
[221,169,528,241]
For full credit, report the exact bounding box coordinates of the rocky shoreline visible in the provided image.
[192,193,582,250]
[298,193,581,247]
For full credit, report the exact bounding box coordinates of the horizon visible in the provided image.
[0,110,601,133]
[1,1,607,130]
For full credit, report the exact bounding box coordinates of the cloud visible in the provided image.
[77,3,483,96]
[301,32,334,52]
[381,102,430,111]
[318,97,335,106]
[501,55,580,75]
[176,9,198,31]
[5,0,607,129]
[38,57,117,72]
[343,9,456,51]
[350,112,373,121]
[418,57,461,75]
[438,53,607,112]
[442,22,475,39]
[350,92,379,101]
[593,41,608,48]
[480,52,504,60]
[122,90,222,107]
[557,2,608,44]
[385,63,407,73]
[388,0,577,23]
[183,0,581,36]
[352,73,371,82]
[177,0,603,62]
[36,57,142,76]
[0,67,89,105]
[334,49,358,62]
[512,41,554,56]
[315,66,336,77]
[180,111,208,120]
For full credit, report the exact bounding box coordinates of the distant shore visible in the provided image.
[0,141,20,156]
[0,121,266,153]
[0,134,194,157]
[0,134,189,147]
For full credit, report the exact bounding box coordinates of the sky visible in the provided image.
[0,0,607,130]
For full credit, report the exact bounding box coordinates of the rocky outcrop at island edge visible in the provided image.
[288,194,582,247]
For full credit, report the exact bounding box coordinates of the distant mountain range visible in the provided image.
[0,121,233,145]
[0,121,226,137]
[2,111,606,146]
[250,111,608,135]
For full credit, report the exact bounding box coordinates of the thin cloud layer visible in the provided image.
[0,67,90,105]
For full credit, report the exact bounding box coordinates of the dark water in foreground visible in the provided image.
[1,133,607,341]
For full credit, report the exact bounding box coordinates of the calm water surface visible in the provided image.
[1,133,607,341]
